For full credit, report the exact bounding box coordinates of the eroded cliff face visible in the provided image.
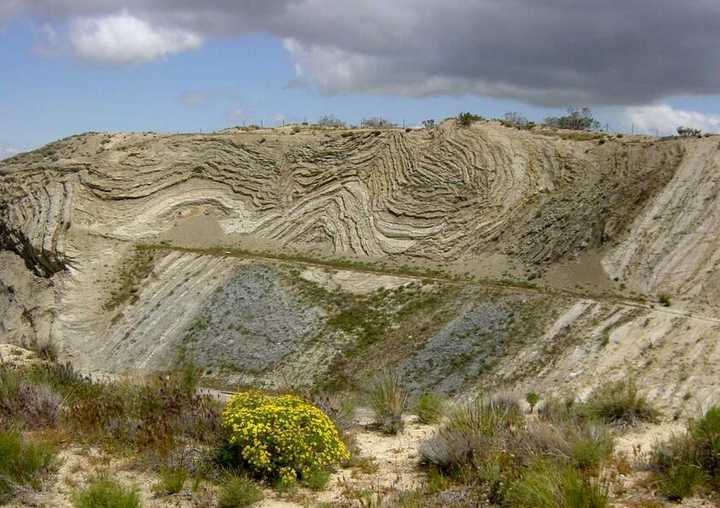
[1,121,718,413]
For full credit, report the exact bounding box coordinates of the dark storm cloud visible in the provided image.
[5,0,720,106]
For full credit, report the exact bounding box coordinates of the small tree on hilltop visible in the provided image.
[317,115,345,128]
[677,126,702,138]
[361,117,396,129]
[544,107,600,131]
[457,112,484,127]
[502,112,529,128]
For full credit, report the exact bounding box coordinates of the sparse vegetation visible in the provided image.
[361,117,396,129]
[544,107,601,131]
[677,126,702,138]
[0,362,222,455]
[152,466,188,495]
[368,371,408,434]
[457,112,484,127]
[420,395,614,506]
[217,475,264,508]
[0,431,57,502]
[103,247,157,311]
[501,112,530,129]
[658,293,671,307]
[580,379,660,425]
[316,115,345,128]
[415,392,445,424]
[71,478,141,508]
[650,406,720,500]
[507,461,609,508]
[303,468,331,490]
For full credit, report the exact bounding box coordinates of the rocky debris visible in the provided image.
[0,343,42,367]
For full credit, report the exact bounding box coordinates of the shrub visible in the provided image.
[502,112,529,128]
[66,372,222,451]
[457,112,483,127]
[568,424,614,472]
[420,397,523,472]
[651,406,720,499]
[580,379,659,425]
[361,117,395,129]
[689,406,720,478]
[526,392,540,414]
[0,431,57,502]
[415,392,445,424]
[71,479,141,508]
[152,467,187,495]
[303,468,331,491]
[507,461,609,508]
[538,396,578,424]
[658,464,703,501]
[367,371,408,434]
[317,115,345,128]
[217,475,263,508]
[422,119,436,129]
[677,126,702,137]
[420,394,614,506]
[658,293,671,307]
[544,107,600,131]
[312,393,355,433]
[222,392,349,480]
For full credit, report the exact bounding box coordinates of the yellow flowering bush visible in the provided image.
[222,392,349,480]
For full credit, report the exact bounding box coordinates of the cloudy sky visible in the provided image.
[2,1,720,157]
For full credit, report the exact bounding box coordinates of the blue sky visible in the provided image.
[2,2,720,156]
[0,19,559,153]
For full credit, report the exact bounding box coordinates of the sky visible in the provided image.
[2,1,720,158]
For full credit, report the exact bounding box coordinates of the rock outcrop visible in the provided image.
[1,121,719,412]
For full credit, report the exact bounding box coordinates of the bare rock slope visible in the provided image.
[1,121,719,413]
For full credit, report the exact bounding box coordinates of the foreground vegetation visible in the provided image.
[0,359,354,506]
[650,406,720,501]
[1,356,717,507]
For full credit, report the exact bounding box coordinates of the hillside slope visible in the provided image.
[1,121,718,413]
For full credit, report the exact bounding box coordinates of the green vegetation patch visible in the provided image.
[0,431,57,502]
[651,405,720,500]
[72,478,141,508]
[104,246,159,311]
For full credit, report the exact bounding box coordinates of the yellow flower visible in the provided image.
[223,391,349,479]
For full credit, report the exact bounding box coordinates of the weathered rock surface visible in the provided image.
[1,121,719,413]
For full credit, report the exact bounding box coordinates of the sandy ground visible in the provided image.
[7,411,436,508]
[8,412,720,507]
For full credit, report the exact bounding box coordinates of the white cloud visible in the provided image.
[624,104,720,135]
[7,2,720,105]
[69,12,202,64]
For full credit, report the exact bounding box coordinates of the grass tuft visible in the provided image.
[71,478,141,508]
[0,431,57,502]
[152,467,187,496]
[650,405,720,500]
[217,475,264,508]
[367,371,408,434]
[415,392,445,425]
[580,379,660,425]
